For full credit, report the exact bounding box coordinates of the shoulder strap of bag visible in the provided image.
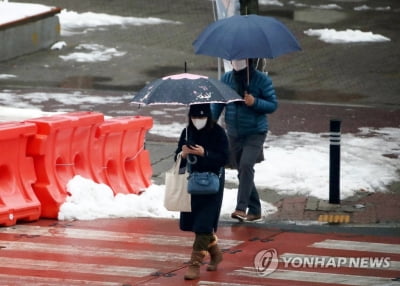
[174,152,183,174]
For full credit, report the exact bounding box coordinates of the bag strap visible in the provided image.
[188,164,223,178]
[173,152,183,174]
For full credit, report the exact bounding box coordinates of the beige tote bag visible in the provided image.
[164,152,191,212]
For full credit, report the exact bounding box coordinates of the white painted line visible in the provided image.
[311,239,400,254]
[280,253,399,271]
[0,241,188,262]
[0,257,157,278]
[232,268,400,286]
[0,225,242,248]
[0,273,120,286]
[198,281,265,286]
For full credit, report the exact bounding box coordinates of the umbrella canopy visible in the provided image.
[193,14,301,60]
[131,73,243,105]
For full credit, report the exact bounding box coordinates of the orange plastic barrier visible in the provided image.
[91,116,153,195]
[0,112,153,221]
[26,112,104,218]
[0,121,41,226]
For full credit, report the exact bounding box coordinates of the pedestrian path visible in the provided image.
[0,218,399,285]
[231,238,400,285]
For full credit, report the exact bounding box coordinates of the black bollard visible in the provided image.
[329,119,341,204]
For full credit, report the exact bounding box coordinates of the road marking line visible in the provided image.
[311,239,400,254]
[0,273,120,286]
[198,281,264,286]
[280,253,399,270]
[0,241,188,262]
[0,225,242,248]
[0,257,157,277]
[232,268,400,285]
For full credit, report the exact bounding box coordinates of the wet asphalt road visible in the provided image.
[1,0,399,108]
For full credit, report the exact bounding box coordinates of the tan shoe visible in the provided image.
[184,250,206,280]
[207,237,223,271]
[231,210,246,221]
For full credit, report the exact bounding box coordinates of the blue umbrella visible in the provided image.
[193,14,301,60]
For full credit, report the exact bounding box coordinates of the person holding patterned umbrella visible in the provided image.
[175,103,229,280]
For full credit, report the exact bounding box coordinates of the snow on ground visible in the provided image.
[58,9,181,36]
[304,29,390,44]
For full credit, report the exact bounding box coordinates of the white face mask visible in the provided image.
[231,59,247,71]
[191,118,207,130]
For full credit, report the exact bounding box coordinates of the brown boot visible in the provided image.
[206,237,223,271]
[184,250,206,280]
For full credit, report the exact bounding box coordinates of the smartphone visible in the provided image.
[186,139,196,149]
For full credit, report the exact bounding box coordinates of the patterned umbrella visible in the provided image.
[131,73,243,105]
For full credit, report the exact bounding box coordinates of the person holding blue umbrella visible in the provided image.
[212,58,278,222]
[193,13,300,222]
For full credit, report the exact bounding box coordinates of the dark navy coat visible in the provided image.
[175,122,229,233]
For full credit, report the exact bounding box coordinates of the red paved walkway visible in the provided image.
[0,218,399,285]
